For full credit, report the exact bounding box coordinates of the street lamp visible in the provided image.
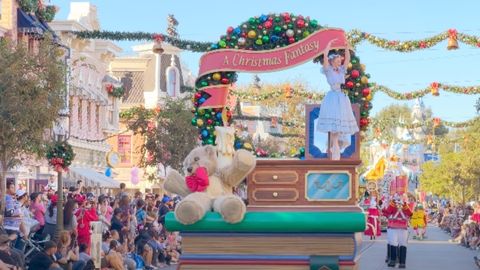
[53,44,71,239]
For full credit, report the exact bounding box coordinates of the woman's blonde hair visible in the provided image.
[58,230,71,248]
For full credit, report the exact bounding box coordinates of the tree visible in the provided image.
[420,120,480,203]
[0,38,65,211]
[121,97,198,180]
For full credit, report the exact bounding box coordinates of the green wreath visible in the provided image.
[46,141,75,172]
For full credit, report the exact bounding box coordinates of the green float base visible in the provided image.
[165,211,366,233]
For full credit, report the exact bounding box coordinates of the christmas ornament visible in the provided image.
[212,73,222,81]
[248,30,257,39]
[238,37,246,46]
[351,70,360,79]
[286,29,295,37]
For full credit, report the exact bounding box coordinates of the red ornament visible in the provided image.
[362,88,371,97]
[288,37,295,44]
[241,32,247,38]
[221,78,230,84]
[346,81,354,88]
[264,21,273,29]
[360,118,369,127]
[194,92,202,99]
[207,119,214,125]
[257,25,263,30]
[227,26,234,34]
[282,12,290,19]
[106,84,114,93]
[351,70,360,79]
[296,19,305,28]
[364,103,370,109]
[226,110,232,118]
[419,41,427,48]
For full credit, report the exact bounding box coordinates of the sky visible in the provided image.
[51,0,480,122]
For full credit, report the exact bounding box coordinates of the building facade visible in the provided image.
[50,2,121,192]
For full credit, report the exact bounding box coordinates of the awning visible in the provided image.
[17,9,44,35]
[69,166,120,189]
[17,8,59,41]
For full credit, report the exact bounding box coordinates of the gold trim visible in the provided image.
[304,170,352,202]
[252,188,299,202]
[252,170,299,185]
[196,28,347,79]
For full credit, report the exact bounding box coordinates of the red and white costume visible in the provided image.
[383,196,412,268]
[364,197,381,237]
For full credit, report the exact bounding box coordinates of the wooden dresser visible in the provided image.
[247,159,362,212]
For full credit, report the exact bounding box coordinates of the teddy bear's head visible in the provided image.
[182,145,217,176]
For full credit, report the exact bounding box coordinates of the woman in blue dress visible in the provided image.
[316,39,359,160]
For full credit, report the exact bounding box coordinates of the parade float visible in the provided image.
[162,14,367,270]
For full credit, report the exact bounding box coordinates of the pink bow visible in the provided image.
[186,167,209,192]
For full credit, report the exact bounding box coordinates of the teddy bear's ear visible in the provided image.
[204,145,216,157]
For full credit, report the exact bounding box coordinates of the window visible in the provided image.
[96,104,100,136]
[78,99,82,130]
[86,102,91,134]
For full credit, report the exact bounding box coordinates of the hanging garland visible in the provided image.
[372,83,480,100]
[231,88,324,102]
[73,31,212,53]
[73,28,480,53]
[46,141,75,172]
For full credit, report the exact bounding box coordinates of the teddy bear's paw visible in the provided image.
[175,200,204,225]
[235,149,256,170]
[220,197,246,224]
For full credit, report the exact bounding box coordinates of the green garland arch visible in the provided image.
[191,13,373,146]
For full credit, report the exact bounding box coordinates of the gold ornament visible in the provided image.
[247,30,257,39]
[212,73,221,81]
[360,64,366,72]
[197,119,204,127]
[366,94,372,101]
[347,63,353,70]
[361,76,369,84]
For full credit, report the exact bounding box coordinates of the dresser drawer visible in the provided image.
[252,171,298,184]
[252,188,299,202]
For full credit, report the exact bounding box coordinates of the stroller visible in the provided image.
[22,230,51,264]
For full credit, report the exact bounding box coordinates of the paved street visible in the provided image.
[359,225,478,270]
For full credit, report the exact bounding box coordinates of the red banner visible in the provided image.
[197,28,347,108]
[198,28,347,77]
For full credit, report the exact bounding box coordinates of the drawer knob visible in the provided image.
[272,192,278,197]
[272,175,278,180]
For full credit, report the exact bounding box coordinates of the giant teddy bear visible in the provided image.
[164,144,256,225]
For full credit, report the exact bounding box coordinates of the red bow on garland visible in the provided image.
[186,167,209,192]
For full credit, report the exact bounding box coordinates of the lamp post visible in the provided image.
[54,44,71,239]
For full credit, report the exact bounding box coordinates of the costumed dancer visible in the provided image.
[316,38,359,160]
[383,193,413,268]
[75,195,98,252]
[364,190,381,240]
[411,203,427,240]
